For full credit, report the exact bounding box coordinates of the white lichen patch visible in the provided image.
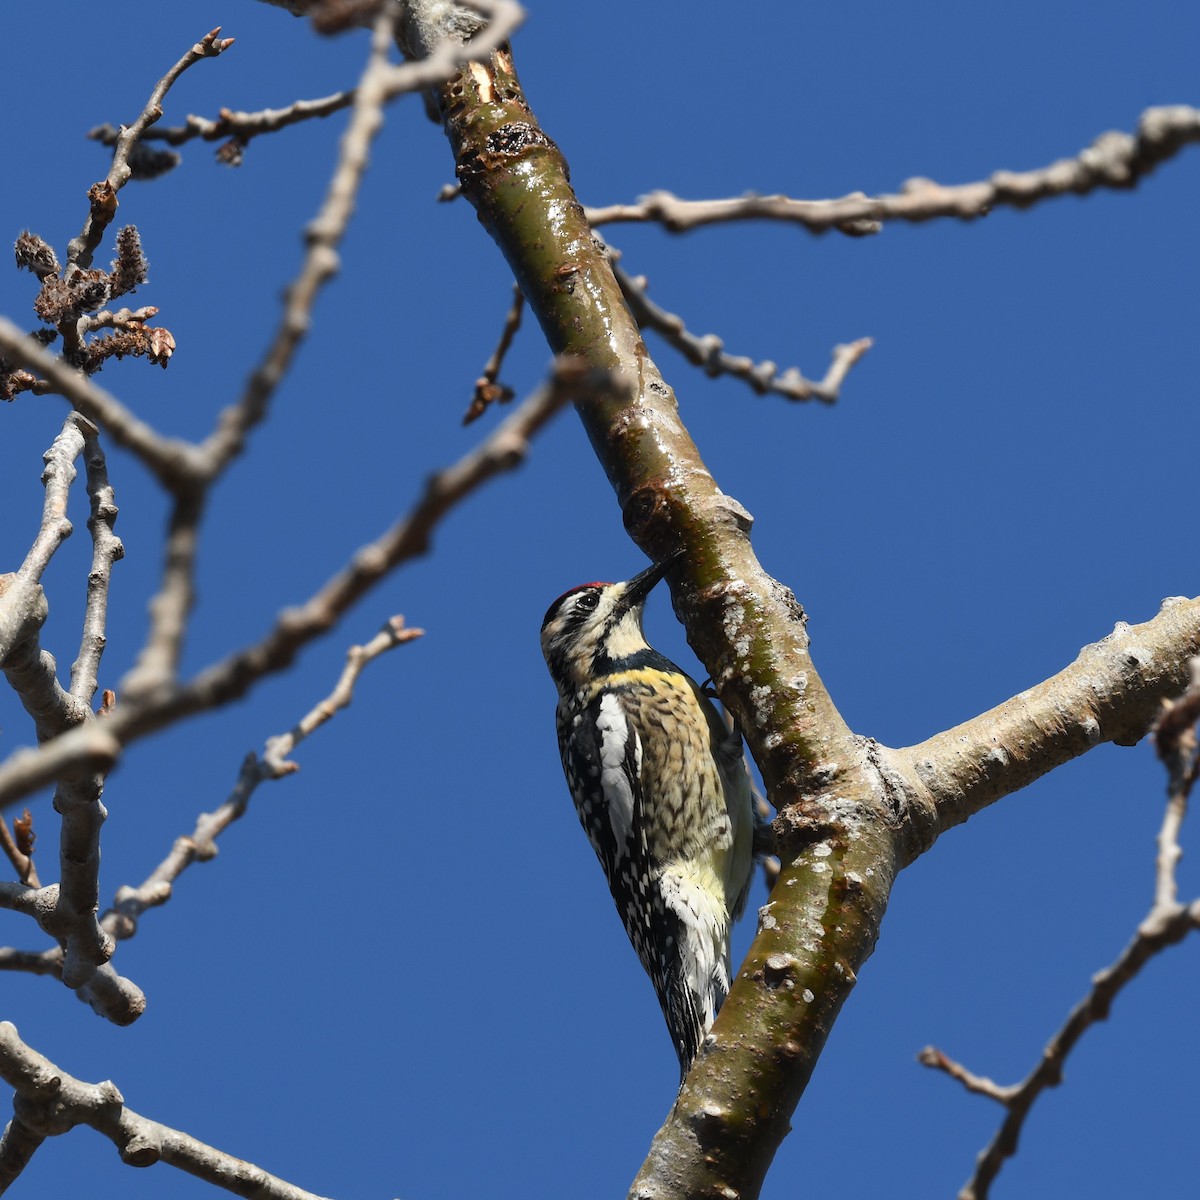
[750,684,773,727]
[985,746,1009,770]
[802,989,815,1003]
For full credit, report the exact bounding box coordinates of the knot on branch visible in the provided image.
[12,1090,74,1138]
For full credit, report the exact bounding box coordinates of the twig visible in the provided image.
[122,5,411,703]
[66,28,235,271]
[88,88,357,167]
[102,616,421,946]
[915,1047,1017,1104]
[464,283,524,423]
[613,258,871,403]
[0,1022,332,1198]
[585,106,1200,238]
[68,427,124,703]
[194,5,400,475]
[921,659,1200,1200]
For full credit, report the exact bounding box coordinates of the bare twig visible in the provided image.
[614,259,871,403]
[122,362,611,740]
[0,1023,331,1198]
[68,427,124,703]
[916,1047,1017,1104]
[196,6,399,476]
[88,88,356,168]
[922,660,1200,1200]
[66,28,236,271]
[585,106,1200,237]
[102,616,421,946]
[464,283,524,423]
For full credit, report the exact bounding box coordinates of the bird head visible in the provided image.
[540,555,678,692]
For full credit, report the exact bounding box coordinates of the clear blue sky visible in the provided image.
[2,3,1198,1197]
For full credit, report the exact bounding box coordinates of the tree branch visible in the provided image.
[0,362,607,814]
[0,1023,331,1198]
[885,597,1200,864]
[88,88,357,168]
[103,616,421,948]
[464,282,524,423]
[68,426,124,703]
[397,14,891,1197]
[395,12,1200,1198]
[920,660,1200,1199]
[613,256,872,403]
[585,106,1200,237]
[66,28,236,271]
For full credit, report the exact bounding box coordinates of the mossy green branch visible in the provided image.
[398,13,898,1196]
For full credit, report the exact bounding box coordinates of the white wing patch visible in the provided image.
[596,693,638,849]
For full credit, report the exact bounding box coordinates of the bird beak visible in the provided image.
[618,550,684,613]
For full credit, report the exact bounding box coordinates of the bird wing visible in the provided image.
[559,692,645,885]
[560,690,726,1080]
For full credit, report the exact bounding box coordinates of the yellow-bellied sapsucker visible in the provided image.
[540,557,756,1081]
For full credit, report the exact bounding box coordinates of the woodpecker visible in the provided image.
[540,556,756,1082]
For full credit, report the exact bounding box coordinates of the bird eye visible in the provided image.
[575,591,600,612]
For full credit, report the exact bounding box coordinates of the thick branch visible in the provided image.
[398,12,891,1197]
[885,596,1200,863]
[396,13,1200,1199]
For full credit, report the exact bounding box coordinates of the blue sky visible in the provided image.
[2,3,1198,1197]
